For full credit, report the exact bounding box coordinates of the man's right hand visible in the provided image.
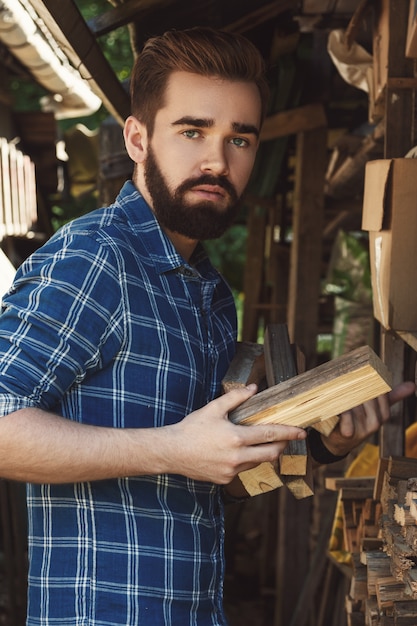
[166,385,307,484]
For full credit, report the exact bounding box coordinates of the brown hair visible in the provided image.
[130,27,269,135]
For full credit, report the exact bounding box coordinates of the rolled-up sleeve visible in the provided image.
[0,230,124,416]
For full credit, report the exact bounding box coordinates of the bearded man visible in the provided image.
[0,27,413,625]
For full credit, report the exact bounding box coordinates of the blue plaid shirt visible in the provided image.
[0,181,237,625]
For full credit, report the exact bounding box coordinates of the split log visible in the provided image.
[221,340,283,496]
[264,325,307,475]
[229,345,392,428]
[237,462,283,496]
[264,324,314,499]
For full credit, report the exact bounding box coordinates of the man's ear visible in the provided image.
[123,116,148,164]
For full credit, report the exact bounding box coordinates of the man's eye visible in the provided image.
[182,130,200,139]
[231,137,249,148]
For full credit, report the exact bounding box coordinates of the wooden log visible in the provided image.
[221,340,283,496]
[229,345,392,428]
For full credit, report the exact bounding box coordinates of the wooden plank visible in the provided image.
[264,324,307,475]
[376,576,409,609]
[260,103,326,142]
[374,457,389,501]
[263,324,314,498]
[383,0,415,158]
[380,330,406,458]
[340,487,375,500]
[287,126,328,370]
[223,0,297,36]
[221,340,282,496]
[388,457,417,480]
[325,477,375,492]
[230,345,392,428]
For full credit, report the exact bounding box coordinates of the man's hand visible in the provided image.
[318,381,416,458]
[168,384,306,484]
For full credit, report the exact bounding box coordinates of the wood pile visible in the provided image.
[223,329,391,499]
[326,458,417,625]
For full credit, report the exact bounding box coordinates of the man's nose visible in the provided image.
[200,139,229,176]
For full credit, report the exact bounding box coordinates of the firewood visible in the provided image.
[221,341,264,393]
[264,325,308,477]
[375,576,408,609]
[263,324,314,498]
[238,461,283,496]
[229,345,392,428]
[221,340,282,496]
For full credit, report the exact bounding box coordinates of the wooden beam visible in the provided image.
[260,103,327,142]
[380,330,405,458]
[229,345,392,427]
[383,0,416,157]
[223,0,298,35]
[287,126,327,369]
[88,0,177,37]
[325,477,375,492]
[28,0,130,125]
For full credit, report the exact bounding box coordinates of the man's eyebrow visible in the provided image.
[232,122,259,138]
[172,117,259,138]
[172,117,214,128]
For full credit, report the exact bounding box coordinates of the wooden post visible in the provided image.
[378,0,416,457]
[379,329,405,457]
[287,126,327,370]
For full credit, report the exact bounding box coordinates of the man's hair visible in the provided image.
[130,27,269,134]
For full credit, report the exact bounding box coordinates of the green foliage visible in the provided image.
[75,0,133,82]
[204,225,248,293]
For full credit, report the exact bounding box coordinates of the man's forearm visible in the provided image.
[0,408,172,484]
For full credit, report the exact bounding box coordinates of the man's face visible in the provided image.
[138,71,262,241]
[143,143,241,240]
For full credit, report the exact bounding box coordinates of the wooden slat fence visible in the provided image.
[0,138,37,241]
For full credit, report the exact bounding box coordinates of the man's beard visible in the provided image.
[144,145,242,240]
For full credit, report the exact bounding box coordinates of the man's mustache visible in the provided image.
[176,175,238,202]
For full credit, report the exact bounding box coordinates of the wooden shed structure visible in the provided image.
[1,1,417,625]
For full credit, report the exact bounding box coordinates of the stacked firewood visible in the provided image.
[327,458,417,625]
